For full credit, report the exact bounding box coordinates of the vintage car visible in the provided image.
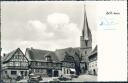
[58,75,72,81]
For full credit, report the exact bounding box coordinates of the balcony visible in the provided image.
[2,66,28,70]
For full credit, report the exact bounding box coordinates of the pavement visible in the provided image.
[17,74,97,82]
[40,77,58,82]
[62,74,97,82]
[40,74,97,82]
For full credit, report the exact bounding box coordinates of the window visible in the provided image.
[38,69,40,73]
[41,62,44,66]
[10,62,13,66]
[5,71,7,74]
[31,69,34,73]
[35,69,39,73]
[53,63,56,67]
[39,62,41,66]
[25,71,27,76]
[85,51,87,54]
[41,69,44,73]
[35,62,38,66]
[20,71,24,75]
[15,62,20,66]
[11,71,17,75]
[48,63,51,67]
[64,68,65,74]
[45,56,52,61]
[67,69,69,74]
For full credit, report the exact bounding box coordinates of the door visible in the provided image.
[47,69,52,77]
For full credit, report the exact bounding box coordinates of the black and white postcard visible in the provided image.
[0,0,127,82]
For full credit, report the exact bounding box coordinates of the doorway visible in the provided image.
[47,69,52,77]
[54,70,58,77]
[93,69,96,75]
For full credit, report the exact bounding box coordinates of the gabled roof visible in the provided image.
[25,48,59,62]
[2,49,17,63]
[2,48,26,63]
[55,47,81,62]
[88,45,97,58]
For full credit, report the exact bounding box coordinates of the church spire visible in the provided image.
[82,5,90,41]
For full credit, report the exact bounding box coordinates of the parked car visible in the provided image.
[70,74,78,78]
[49,78,60,83]
[58,75,72,81]
[28,76,40,83]
[65,75,72,80]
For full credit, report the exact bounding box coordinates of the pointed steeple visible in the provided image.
[82,5,91,41]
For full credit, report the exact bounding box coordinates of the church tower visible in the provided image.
[80,5,92,60]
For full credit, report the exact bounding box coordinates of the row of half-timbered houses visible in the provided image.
[1,47,87,81]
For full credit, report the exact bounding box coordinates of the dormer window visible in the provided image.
[45,55,52,62]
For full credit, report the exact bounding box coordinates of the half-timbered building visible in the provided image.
[55,47,87,75]
[25,48,62,77]
[2,48,29,80]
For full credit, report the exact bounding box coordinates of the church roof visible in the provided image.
[82,5,92,41]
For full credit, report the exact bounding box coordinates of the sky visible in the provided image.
[1,1,97,55]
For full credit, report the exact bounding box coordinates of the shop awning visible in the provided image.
[70,68,76,72]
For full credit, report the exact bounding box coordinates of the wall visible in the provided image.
[88,60,97,75]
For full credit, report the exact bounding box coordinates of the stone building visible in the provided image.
[80,7,92,55]
[80,6,92,73]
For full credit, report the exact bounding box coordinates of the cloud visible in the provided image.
[46,13,81,40]
[47,13,70,25]
[28,20,46,31]
[27,20,54,40]
[16,16,81,52]
[1,3,97,56]
[2,13,81,55]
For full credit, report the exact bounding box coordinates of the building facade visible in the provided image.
[1,48,29,82]
[25,48,62,77]
[55,47,86,75]
[88,46,97,75]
